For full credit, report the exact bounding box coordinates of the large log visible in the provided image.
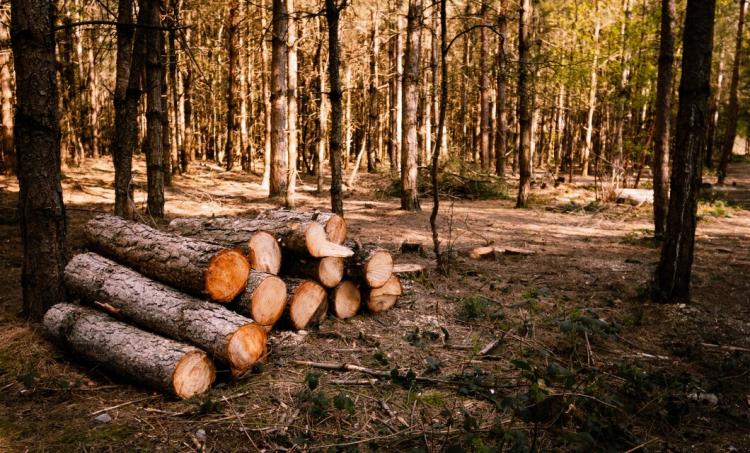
[256,209,347,244]
[85,214,250,302]
[65,253,267,376]
[281,252,344,288]
[286,278,328,330]
[329,281,361,319]
[345,240,394,288]
[235,271,288,327]
[364,275,402,313]
[169,216,353,258]
[44,303,215,399]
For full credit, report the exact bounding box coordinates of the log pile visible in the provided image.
[45,210,405,398]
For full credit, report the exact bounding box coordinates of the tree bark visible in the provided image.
[261,0,272,188]
[705,49,724,169]
[479,1,491,171]
[582,0,600,177]
[0,12,13,175]
[11,0,66,320]
[516,0,533,208]
[344,240,394,288]
[653,0,675,239]
[224,0,239,171]
[65,253,266,376]
[388,0,403,173]
[286,0,298,208]
[367,10,380,173]
[44,303,215,399]
[281,253,344,288]
[717,0,746,184]
[181,26,193,172]
[143,0,165,217]
[653,0,716,303]
[495,2,507,178]
[270,0,288,197]
[325,0,346,215]
[400,0,422,211]
[84,214,250,302]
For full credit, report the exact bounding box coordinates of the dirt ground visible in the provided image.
[0,157,748,452]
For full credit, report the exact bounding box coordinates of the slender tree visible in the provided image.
[144,0,165,217]
[653,0,716,303]
[495,0,507,178]
[478,0,490,171]
[270,0,288,197]
[366,9,379,173]
[516,0,533,208]
[653,0,675,239]
[717,0,746,184]
[325,0,346,215]
[225,0,239,171]
[11,0,66,319]
[400,0,422,211]
[286,0,298,208]
[582,0,600,177]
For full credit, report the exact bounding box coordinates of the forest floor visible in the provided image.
[0,157,749,452]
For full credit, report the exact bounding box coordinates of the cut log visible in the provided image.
[248,231,282,274]
[282,252,344,288]
[329,281,361,319]
[286,278,328,330]
[392,263,426,276]
[345,241,394,288]
[235,271,288,327]
[256,209,347,244]
[85,214,250,302]
[43,303,215,399]
[468,246,535,260]
[364,275,402,313]
[65,253,267,376]
[170,216,352,258]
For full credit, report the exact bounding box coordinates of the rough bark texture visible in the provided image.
[344,240,394,288]
[400,0,422,211]
[582,0,600,177]
[653,0,675,239]
[494,1,507,177]
[143,0,165,217]
[388,1,403,173]
[329,280,360,319]
[0,14,14,175]
[282,252,344,288]
[85,214,250,302]
[364,274,402,312]
[653,0,716,303]
[11,0,66,320]
[224,0,239,171]
[479,1,491,171]
[256,209,347,244]
[235,271,288,327]
[717,0,746,184]
[286,278,328,330]
[65,253,266,375]
[270,0,288,197]
[44,303,215,399]
[325,0,345,215]
[516,0,532,208]
[286,0,298,208]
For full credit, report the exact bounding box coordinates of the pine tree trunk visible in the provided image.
[261,0,272,188]
[44,303,215,399]
[367,10,379,173]
[181,27,193,172]
[516,0,533,208]
[653,0,675,239]
[325,0,345,215]
[144,0,165,217]
[388,1,403,173]
[705,49,724,169]
[11,0,66,320]
[65,253,266,376]
[0,13,13,175]
[653,0,716,303]
[479,1,491,171]
[234,271,288,327]
[401,0,422,211]
[270,0,288,197]
[286,0,298,208]
[225,0,239,171]
[582,1,600,177]
[344,241,394,288]
[495,2,507,177]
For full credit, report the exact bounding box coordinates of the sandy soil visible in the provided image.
[0,157,748,451]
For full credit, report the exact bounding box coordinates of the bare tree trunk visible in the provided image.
[225,0,239,171]
[144,0,165,217]
[367,9,379,173]
[168,0,181,174]
[400,0,422,211]
[286,0,298,208]
[613,0,632,185]
[87,26,99,159]
[479,1,490,171]
[430,0,448,272]
[516,0,533,208]
[160,28,172,185]
[0,15,13,175]
[325,0,345,215]
[717,0,746,184]
[705,49,724,168]
[316,22,329,194]
[495,1,507,178]
[181,26,192,172]
[388,0,403,173]
[261,0,272,188]
[582,0,600,177]
[11,0,66,320]
[270,0,288,197]
[653,0,716,303]
[653,0,675,239]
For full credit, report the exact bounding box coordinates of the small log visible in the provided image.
[44,303,215,399]
[248,232,282,274]
[65,253,267,376]
[345,240,394,288]
[282,252,344,288]
[364,275,402,313]
[468,246,535,260]
[256,209,347,244]
[235,271,288,327]
[329,281,361,319]
[170,216,352,258]
[85,214,250,302]
[286,278,328,330]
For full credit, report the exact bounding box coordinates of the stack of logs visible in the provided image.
[44,210,404,399]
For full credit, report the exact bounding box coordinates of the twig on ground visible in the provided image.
[90,395,157,416]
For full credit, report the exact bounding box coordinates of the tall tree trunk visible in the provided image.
[705,49,724,168]
[181,26,192,172]
[286,0,298,208]
[11,0,66,320]
[430,0,448,271]
[582,0,600,177]
[717,0,746,184]
[495,1,507,178]
[270,0,288,197]
[653,0,716,303]
[367,10,379,173]
[479,1,490,171]
[325,0,345,215]
[168,0,181,174]
[653,0,675,239]
[388,0,402,173]
[225,0,239,171]
[144,0,165,217]
[613,0,632,185]
[86,26,99,159]
[0,14,13,175]
[160,26,172,185]
[261,0,272,188]
[316,22,328,194]
[400,0,421,211]
[516,0,532,208]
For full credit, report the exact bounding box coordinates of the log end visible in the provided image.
[248,231,282,275]
[306,223,354,258]
[325,214,348,244]
[227,323,268,376]
[250,275,288,327]
[205,249,251,302]
[289,280,328,330]
[366,275,403,313]
[331,281,361,319]
[365,250,394,288]
[172,350,216,399]
[318,257,345,288]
